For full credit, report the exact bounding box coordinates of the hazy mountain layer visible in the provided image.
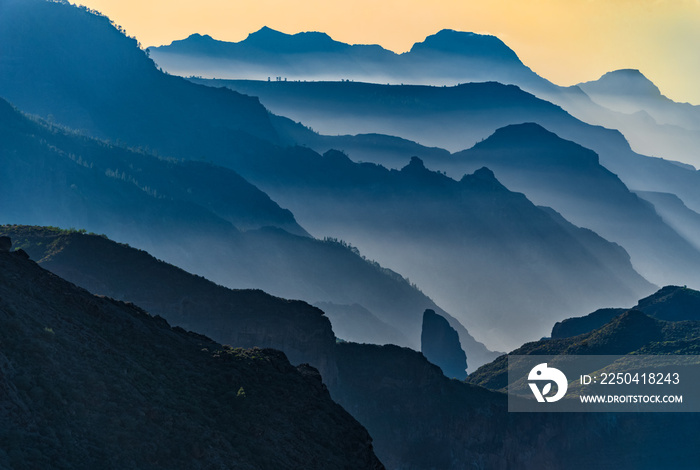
[0,0,673,352]
[578,69,700,130]
[313,302,412,347]
[216,143,653,350]
[0,240,384,470]
[155,28,700,167]
[448,123,700,287]
[0,98,306,236]
[193,78,700,219]
[0,96,496,369]
[149,27,546,91]
[636,190,700,252]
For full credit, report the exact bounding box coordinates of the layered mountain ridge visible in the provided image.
[0,239,384,469]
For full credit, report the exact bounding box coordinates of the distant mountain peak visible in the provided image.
[407,155,426,169]
[185,33,215,42]
[468,122,601,168]
[459,167,508,191]
[246,26,287,41]
[581,69,662,98]
[243,26,345,53]
[409,29,522,63]
[472,166,496,180]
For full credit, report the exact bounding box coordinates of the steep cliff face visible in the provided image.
[0,239,384,469]
[1,226,339,386]
[420,309,467,379]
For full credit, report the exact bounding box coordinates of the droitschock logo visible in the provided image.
[528,363,568,403]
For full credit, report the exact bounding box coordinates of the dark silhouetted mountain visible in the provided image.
[0,225,339,383]
[0,239,384,470]
[551,285,700,339]
[334,340,700,470]
[636,190,700,252]
[0,97,495,369]
[551,308,626,339]
[467,309,700,392]
[421,309,467,380]
[449,122,700,287]
[634,285,700,322]
[0,0,279,161]
[409,29,519,61]
[235,27,348,54]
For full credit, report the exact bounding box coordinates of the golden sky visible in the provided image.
[76,0,700,104]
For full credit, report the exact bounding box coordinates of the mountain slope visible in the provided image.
[551,285,700,340]
[155,28,700,167]
[578,69,700,130]
[448,123,700,287]
[217,144,653,350]
[0,0,660,353]
[0,0,279,160]
[557,69,700,168]
[636,190,700,252]
[335,340,700,470]
[0,225,340,383]
[467,308,700,392]
[193,77,700,219]
[0,240,384,469]
[634,285,700,322]
[0,95,495,369]
[0,97,306,236]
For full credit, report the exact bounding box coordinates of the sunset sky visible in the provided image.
[75,0,700,104]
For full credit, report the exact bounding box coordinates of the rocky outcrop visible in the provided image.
[420,309,467,379]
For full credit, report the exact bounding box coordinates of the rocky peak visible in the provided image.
[421,309,468,380]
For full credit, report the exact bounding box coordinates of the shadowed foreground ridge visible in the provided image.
[0,225,340,384]
[0,239,384,470]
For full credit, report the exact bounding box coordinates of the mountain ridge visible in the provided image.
[0,238,384,469]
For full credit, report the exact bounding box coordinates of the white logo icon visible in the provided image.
[528,363,568,403]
